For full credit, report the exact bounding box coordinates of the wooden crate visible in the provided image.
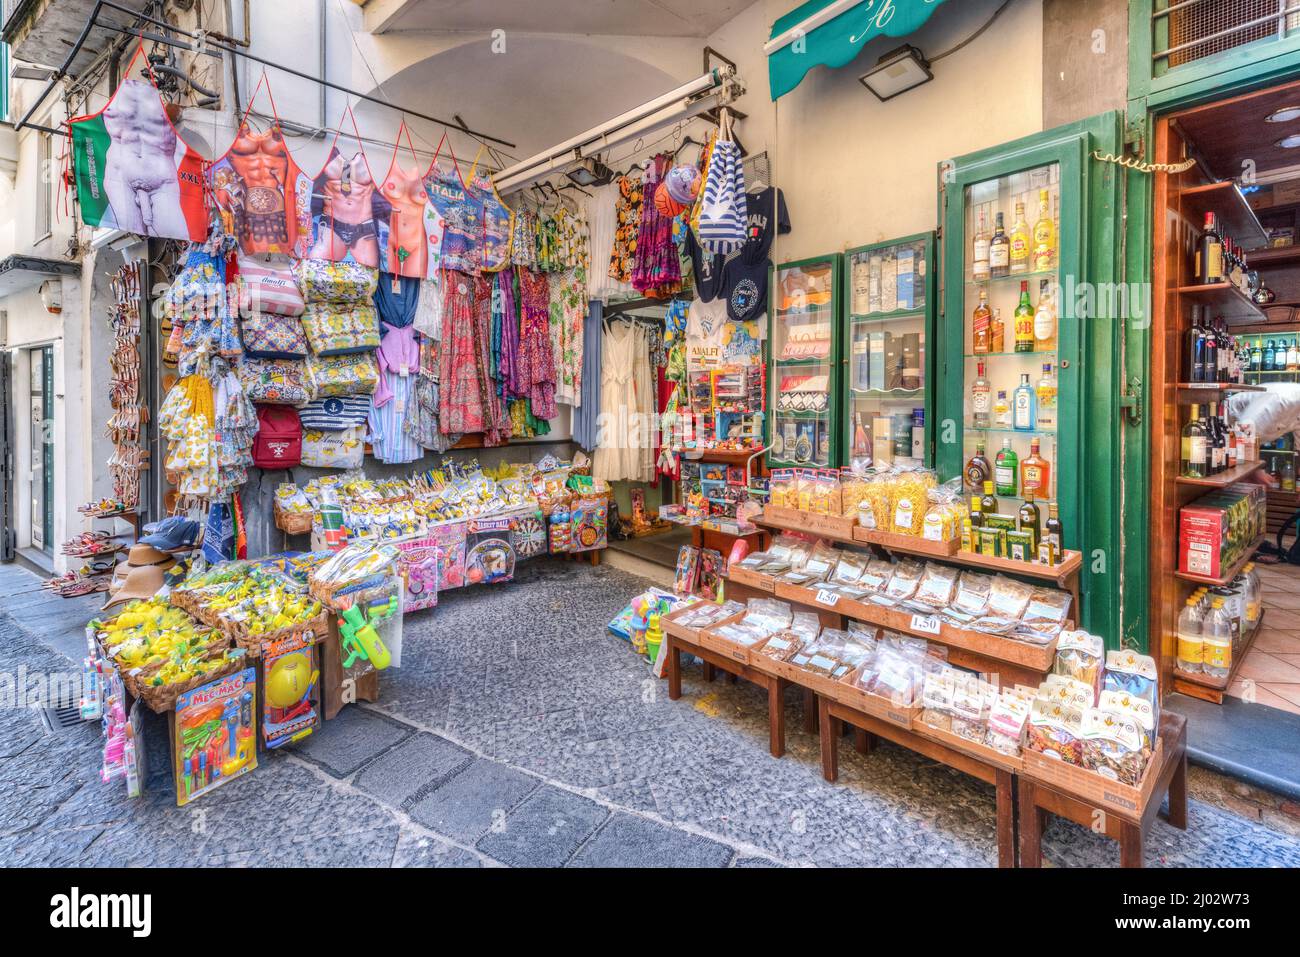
[763,506,858,540]
[1021,739,1164,822]
[727,565,776,593]
[696,616,767,666]
[760,655,854,702]
[914,720,1023,773]
[830,666,919,729]
[852,526,959,557]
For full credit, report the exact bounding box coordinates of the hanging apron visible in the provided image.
[205,72,307,256]
[305,105,381,268]
[423,139,483,275]
[70,43,207,241]
[377,121,447,279]
[466,145,515,273]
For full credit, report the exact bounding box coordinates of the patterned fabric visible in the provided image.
[549,267,586,407]
[166,248,242,374]
[301,425,365,469]
[412,275,444,339]
[306,352,379,397]
[609,174,643,284]
[632,156,682,297]
[511,209,538,269]
[240,308,309,359]
[438,271,489,434]
[298,394,371,429]
[293,258,377,302]
[516,268,557,421]
[497,270,522,399]
[237,255,305,315]
[424,164,482,274]
[697,139,747,254]
[473,173,514,273]
[300,303,380,356]
[238,358,311,405]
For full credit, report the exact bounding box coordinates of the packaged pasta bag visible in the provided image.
[951,674,996,743]
[1098,688,1157,750]
[1081,708,1150,785]
[922,478,966,542]
[768,468,792,509]
[890,469,932,536]
[840,464,871,520]
[1052,630,1105,703]
[1102,648,1160,738]
[859,469,893,531]
[974,575,1034,633]
[1025,698,1085,765]
[1040,673,1096,711]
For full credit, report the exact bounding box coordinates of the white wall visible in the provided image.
[707,0,1045,260]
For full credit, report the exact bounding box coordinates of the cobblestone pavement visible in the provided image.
[2,559,1299,867]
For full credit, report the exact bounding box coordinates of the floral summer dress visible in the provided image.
[608,174,643,284]
[549,267,586,407]
[516,268,557,421]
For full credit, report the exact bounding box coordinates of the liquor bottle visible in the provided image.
[971,360,991,428]
[1196,211,1223,285]
[1021,437,1051,496]
[994,390,1011,427]
[973,210,991,283]
[990,308,1005,353]
[1289,338,1299,371]
[1250,338,1262,373]
[989,212,1010,279]
[981,479,999,516]
[1034,279,1057,352]
[852,412,871,457]
[972,289,991,354]
[1187,306,1206,382]
[1036,363,1057,430]
[1032,188,1056,272]
[1043,501,1063,562]
[1009,201,1031,274]
[1264,338,1276,372]
[1216,319,1231,382]
[1018,489,1041,550]
[1013,373,1035,431]
[1202,317,1218,383]
[1014,281,1035,353]
[1208,401,1227,474]
[994,440,1019,497]
[1180,404,1207,479]
[965,442,992,489]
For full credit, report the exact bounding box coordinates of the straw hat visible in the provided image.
[113,544,178,585]
[102,563,167,611]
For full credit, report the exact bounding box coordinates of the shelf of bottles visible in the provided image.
[770,255,841,467]
[960,164,1060,535]
[843,234,933,470]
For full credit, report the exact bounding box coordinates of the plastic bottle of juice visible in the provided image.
[1241,563,1262,629]
[1176,597,1204,674]
[1203,598,1232,680]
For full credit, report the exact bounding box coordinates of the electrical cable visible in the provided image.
[929,0,1015,63]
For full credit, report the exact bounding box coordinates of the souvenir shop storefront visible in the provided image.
[32,0,1297,869]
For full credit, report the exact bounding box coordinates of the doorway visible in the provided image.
[26,344,53,556]
[1148,79,1300,724]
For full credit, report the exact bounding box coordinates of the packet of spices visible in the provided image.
[985,691,1032,756]
[859,558,896,592]
[1039,673,1095,711]
[1026,699,1086,765]
[920,668,957,732]
[1102,649,1160,734]
[1081,708,1149,785]
[1098,688,1157,749]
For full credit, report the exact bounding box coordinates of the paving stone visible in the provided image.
[569,811,734,868]
[407,758,539,844]
[355,732,473,808]
[390,827,486,867]
[734,856,784,868]
[289,706,414,778]
[476,785,608,867]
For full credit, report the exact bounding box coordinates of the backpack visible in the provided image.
[252,405,302,469]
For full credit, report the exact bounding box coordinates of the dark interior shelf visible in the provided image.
[1175,282,1267,324]
[1181,180,1269,251]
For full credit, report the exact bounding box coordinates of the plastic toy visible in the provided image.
[173,667,257,806]
[339,599,394,671]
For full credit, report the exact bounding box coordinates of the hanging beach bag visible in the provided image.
[293,258,378,303]
[301,425,366,469]
[252,405,302,468]
[307,352,380,397]
[299,302,380,356]
[239,358,312,406]
[696,110,747,255]
[238,255,305,316]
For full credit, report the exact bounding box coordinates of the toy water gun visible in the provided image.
[338,598,394,671]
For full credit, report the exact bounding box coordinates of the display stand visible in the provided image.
[817,695,1018,868]
[319,613,380,721]
[1017,712,1188,868]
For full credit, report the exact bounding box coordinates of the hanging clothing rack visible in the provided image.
[13,0,516,150]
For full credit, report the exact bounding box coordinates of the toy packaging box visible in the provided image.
[674,545,701,596]
[426,522,467,590]
[172,667,258,806]
[396,537,442,611]
[260,633,320,750]
[467,518,516,584]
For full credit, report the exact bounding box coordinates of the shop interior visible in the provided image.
[1150,79,1300,723]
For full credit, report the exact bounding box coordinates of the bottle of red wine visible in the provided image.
[1198,211,1223,285]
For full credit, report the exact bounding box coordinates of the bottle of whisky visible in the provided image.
[1014,280,1035,353]
[1009,201,1032,275]
[1032,188,1056,272]
[990,308,1006,353]
[989,212,1010,279]
[972,289,991,354]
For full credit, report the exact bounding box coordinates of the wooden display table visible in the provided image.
[817,696,1019,868]
[1018,712,1188,868]
[319,613,380,721]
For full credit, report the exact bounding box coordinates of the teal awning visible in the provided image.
[767,0,950,100]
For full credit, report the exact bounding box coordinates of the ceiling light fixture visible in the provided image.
[1277,134,1300,149]
[1266,107,1300,123]
[859,45,933,102]
[565,156,614,188]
